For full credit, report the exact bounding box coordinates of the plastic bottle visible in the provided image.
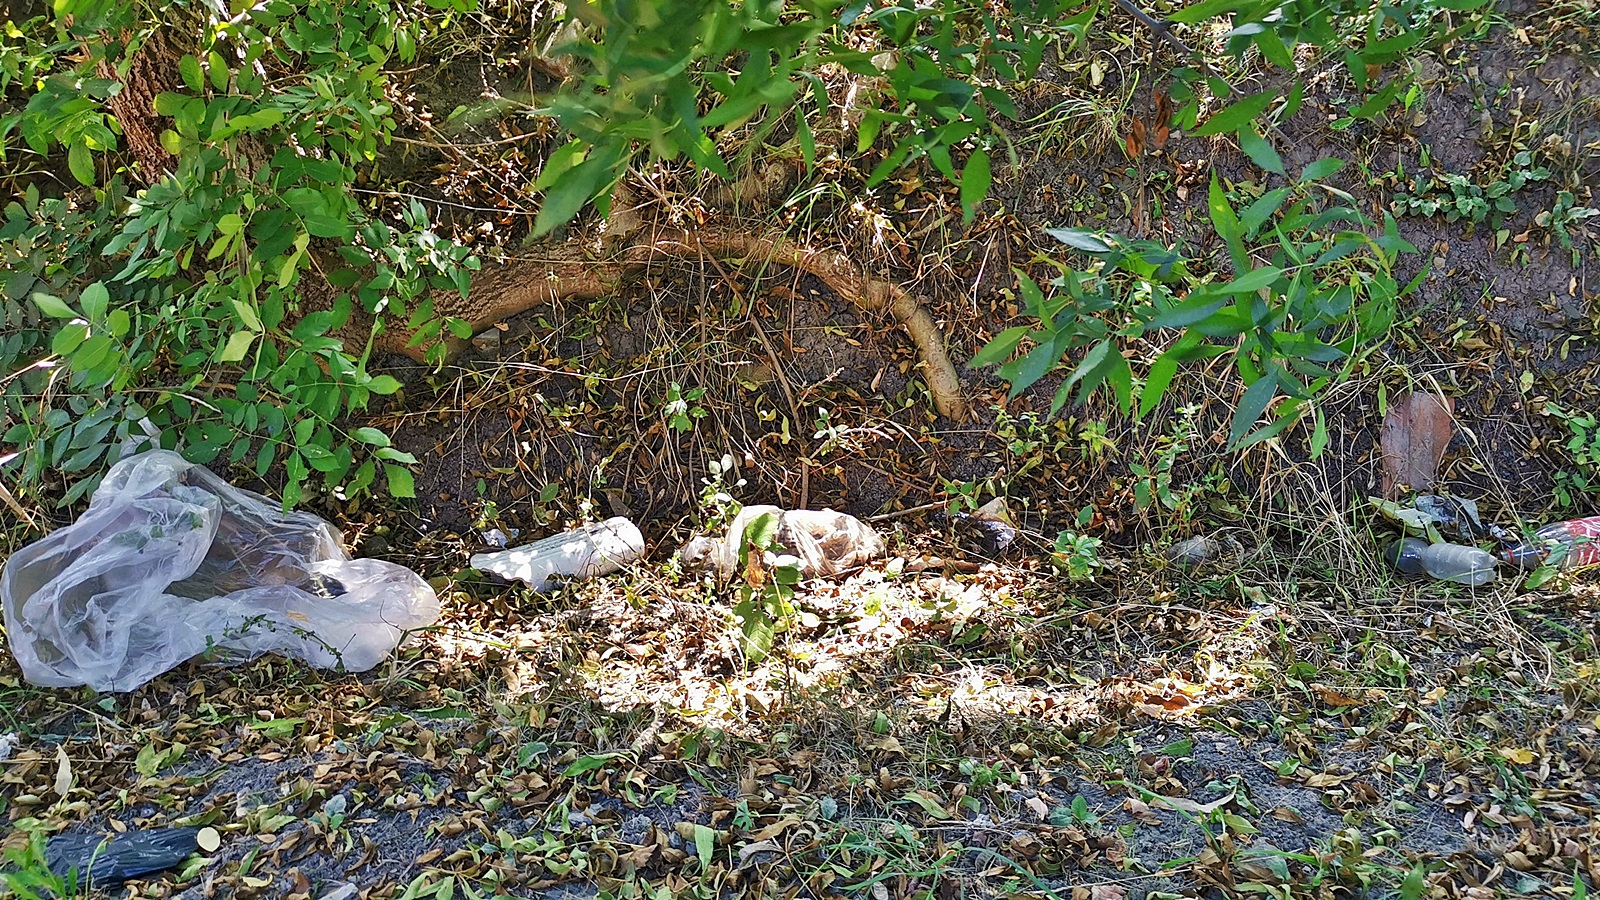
[1497,516,1600,571]
[1385,538,1496,585]
[1383,537,1429,576]
[470,517,645,592]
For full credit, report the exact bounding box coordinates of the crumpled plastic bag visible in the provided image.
[0,450,440,692]
[679,505,884,580]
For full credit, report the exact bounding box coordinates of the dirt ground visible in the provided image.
[3,3,1600,900]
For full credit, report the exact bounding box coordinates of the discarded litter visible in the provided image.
[1166,535,1219,570]
[1384,537,1496,585]
[471,517,645,591]
[46,826,200,886]
[1370,494,1503,543]
[480,526,518,549]
[680,505,884,580]
[961,496,1019,552]
[1499,515,1600,571]
[0,450,441,692]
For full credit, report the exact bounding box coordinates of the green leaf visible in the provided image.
[1167,0,1248,24]
[1239,187,1290,236]
[693,823,715,871]
[385,464,416,499]
[80,282,109,321]
[1044,227,1113,253]
[1192,91,1275,137]
[1238,128,1284,176]
[52,322,89,356]
[960,147,991,218]
[533,154,609,236]
[179,54,204,93]
[1399,864,1426,900]
[67,142,95,186]
[31,292,76,318]
[743,510,783,555]
[1148,292,1228,329]
[969,326,1032,368]
[1139,349,1180,418]
[1217,266,1282,295]
[1208,174,1248,272]
[369,375,403,395]
[1229,371,1279,447]
[352,427,392,448]
[1254,29,1293,69]
[1299,158,1344,183]
[219,330,257,362]
[561,754,617,777]
[533,140,587,191]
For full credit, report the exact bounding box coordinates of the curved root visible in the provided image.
[378,229,971,420]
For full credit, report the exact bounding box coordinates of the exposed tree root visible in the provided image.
[378,228,972,420]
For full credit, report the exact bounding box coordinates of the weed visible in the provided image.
[1051,530,1103,580]
[1542,402,1600,507]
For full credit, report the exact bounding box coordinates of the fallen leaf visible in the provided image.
[1090,884,1128,900]
[1379,391,1454,498]
[1125,118,1146,158]
[197,827,221,853]
[1498,747,1535,765]
[1125,797,1163,824]
[1149,789,1234,815]
[53,745,72,798]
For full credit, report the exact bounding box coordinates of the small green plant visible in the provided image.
[1543,402,1600,507]
[1537,190,1599,261]
[1051,530,1102,581]
[661,382,707,434]
[1392,150,1553,240]
[730,509,801,663]
[2,825,78,899]
[973,161,1416,449]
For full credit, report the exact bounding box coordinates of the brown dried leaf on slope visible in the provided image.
[1379,391,1454,499]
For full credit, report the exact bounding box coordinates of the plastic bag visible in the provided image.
[680,505,884,580]
[1,450,440,692]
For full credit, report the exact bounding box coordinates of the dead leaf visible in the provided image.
[1269,806,1304,824]
[1125,118,1146,158]
[1316,686,1363,708]
[1090,884,1128,900]
[738,839,781,866]
[1379,392,1454,498]
[1125,797,1163,824]
[197,827,221,852]
[1026,795,1050,820]
[1151,89,1172,151]
[1498,747,1535,765]
[1149,788,1234,816]
[53,745,72,798]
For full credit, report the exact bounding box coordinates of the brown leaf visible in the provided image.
[1153,89,1172,130]
[1091,884,1128,900]
[1379,392,1454,498]
[1151,90,1172,150]
[1125,118,1146,158]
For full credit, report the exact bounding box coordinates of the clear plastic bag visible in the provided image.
[1,450,440,691]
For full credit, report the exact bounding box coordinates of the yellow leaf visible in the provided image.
[1497,747,1535,765]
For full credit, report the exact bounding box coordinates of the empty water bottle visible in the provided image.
[1385,538,1496,585]
[1383,537,1430,576]
[1498,516,1600,571]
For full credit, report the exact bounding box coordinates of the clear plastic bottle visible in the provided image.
[1383,537,1430,576]
[1498,516,1600,571]
[1386,538,1496,585]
